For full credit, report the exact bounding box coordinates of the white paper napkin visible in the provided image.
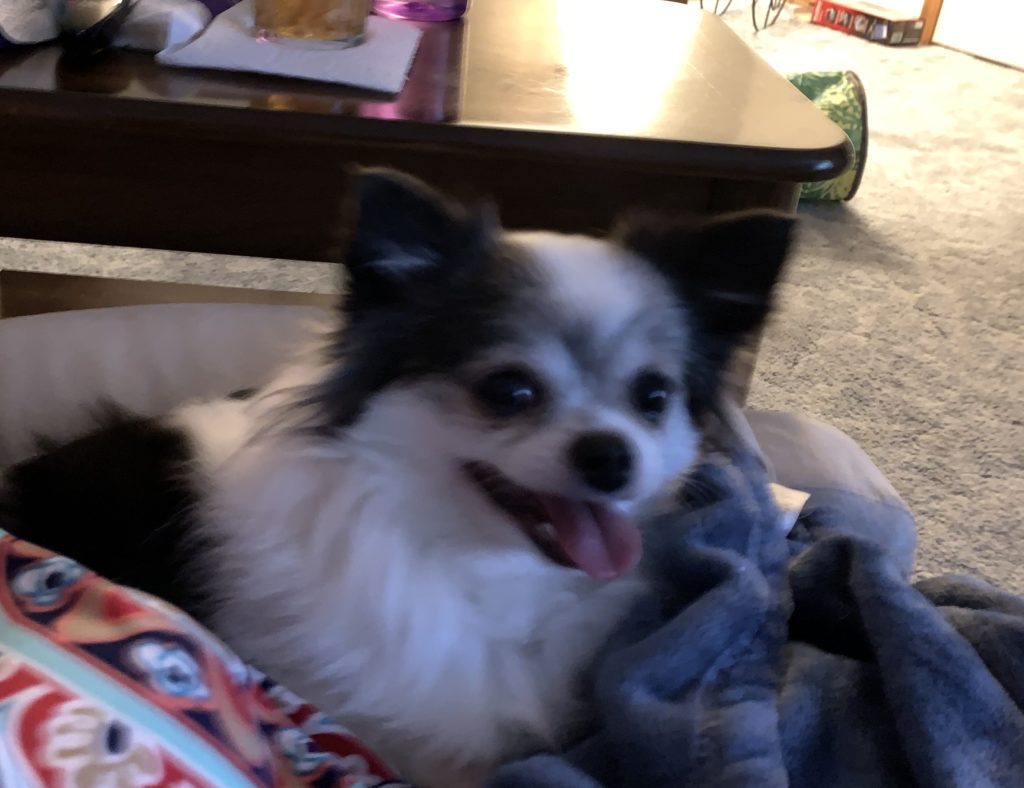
[157,0,421,93]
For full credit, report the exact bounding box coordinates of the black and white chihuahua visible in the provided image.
[1,171,793,786]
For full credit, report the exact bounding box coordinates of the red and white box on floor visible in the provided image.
[812,0,925,46]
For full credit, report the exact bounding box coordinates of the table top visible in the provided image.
[0,0,850,181]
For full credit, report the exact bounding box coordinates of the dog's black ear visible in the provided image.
[616,210,795,411]
[342,168,497,313]
[683,211,793,340]
[618,210,794,340]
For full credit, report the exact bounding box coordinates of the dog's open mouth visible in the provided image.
[463,462,642,580]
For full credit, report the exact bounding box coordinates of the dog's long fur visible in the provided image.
[0,171,793,786]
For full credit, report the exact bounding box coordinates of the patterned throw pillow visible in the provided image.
[0,529,410,787]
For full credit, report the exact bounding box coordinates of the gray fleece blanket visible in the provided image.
[490,437,1024,787]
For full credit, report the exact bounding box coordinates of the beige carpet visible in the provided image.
[722,7,1024,589]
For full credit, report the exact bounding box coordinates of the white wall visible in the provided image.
[934,0,1024,70]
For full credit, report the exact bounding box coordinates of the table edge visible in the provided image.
[2,80,854,183]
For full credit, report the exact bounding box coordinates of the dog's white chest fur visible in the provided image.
[183,399,643,785]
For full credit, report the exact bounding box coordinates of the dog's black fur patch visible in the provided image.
[615,210,794,420]
[0,412,212,620]
[308,170,542,430]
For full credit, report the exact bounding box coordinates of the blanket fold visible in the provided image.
[491,448,1024,788]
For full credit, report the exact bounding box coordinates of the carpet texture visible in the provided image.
[724,8,1024,589]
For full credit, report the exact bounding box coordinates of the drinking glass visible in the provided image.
[254,0,370,45]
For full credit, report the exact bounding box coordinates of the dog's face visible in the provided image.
[312,170,793,579]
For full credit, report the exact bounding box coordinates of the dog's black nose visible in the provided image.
[569,432,633,494]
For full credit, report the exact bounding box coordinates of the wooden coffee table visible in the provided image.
[0,0,850,263]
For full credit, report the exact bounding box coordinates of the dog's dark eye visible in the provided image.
[473,367,544,419]
[630,371,675,423]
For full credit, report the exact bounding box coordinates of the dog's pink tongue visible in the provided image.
[537,496,642,580]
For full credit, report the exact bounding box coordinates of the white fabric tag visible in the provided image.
[770,483,810,536]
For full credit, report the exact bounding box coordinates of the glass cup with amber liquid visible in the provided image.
[254,0,370,46]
